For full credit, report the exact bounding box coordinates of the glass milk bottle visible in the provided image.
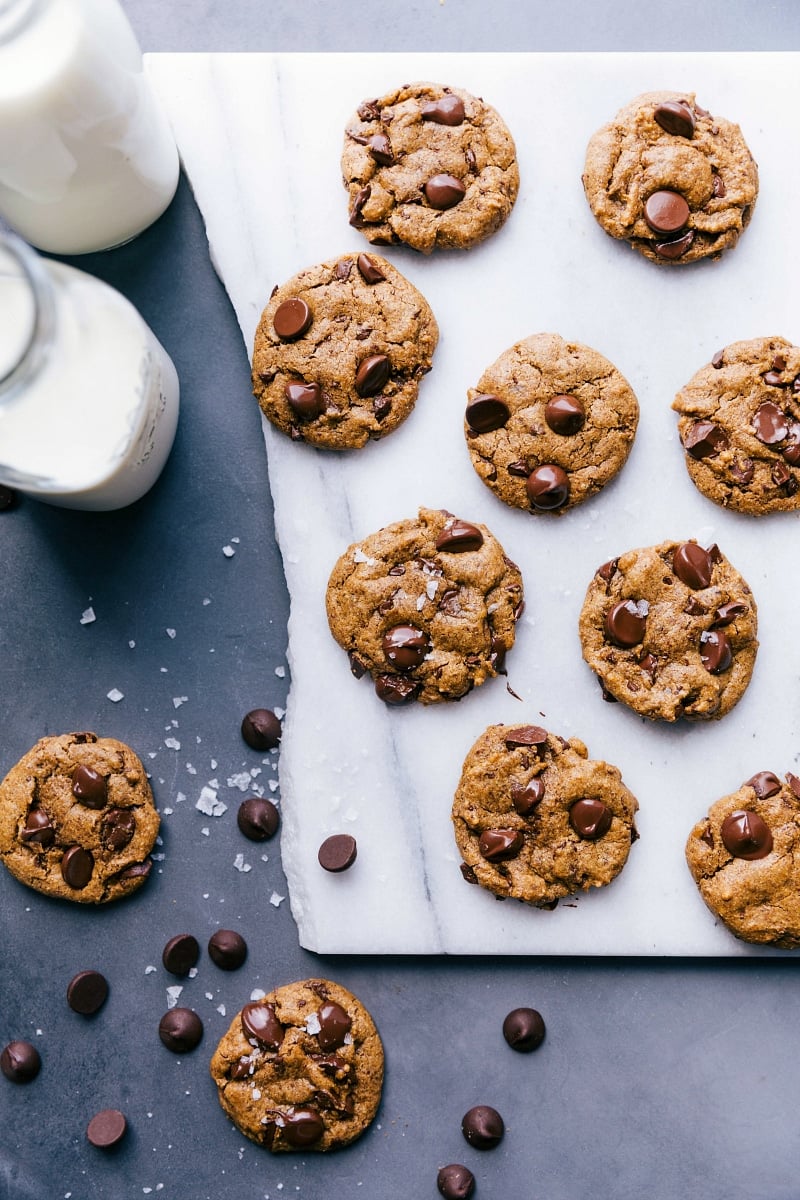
[0,0,179,254]
[0,232,180,509]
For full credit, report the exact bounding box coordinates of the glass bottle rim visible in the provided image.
[0,229,54,395]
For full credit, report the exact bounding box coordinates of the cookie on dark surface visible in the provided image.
[452,723,638,907]
[0,732,159,903]
[342,81,519,253]
[252,251,438,450]
[686,771,800,948]
[465,332,639,514]
[209,978,384,1152]
[582,89,758,264]
[673,336,800,514]
[325,507,524,706]
[578,540,758,722]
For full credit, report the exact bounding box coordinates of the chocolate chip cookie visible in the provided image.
[582,90,758,264]
[325,507,524,705]
[252,251,438,450]
[578,540,758,721]
[686,771,800,947]
[465,333,639,514]
[452,724,638,907]
[673,337,800,514]
[342,81,519,253]
[0,732,159,903]
[209,978,384,1152]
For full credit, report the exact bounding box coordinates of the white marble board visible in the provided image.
[147,52,800,955]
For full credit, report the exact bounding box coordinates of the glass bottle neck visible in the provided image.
[0,0,44,44]
[0,231,55,402]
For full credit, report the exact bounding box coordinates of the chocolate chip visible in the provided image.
[721,810,773,860]
[1,1040,41,1082]
[357,99,381,121]
[374,674,420,705]
[502,1006,546,1052]
[763,371,784,387]
[465,394,510,433]
[654,230,694,259]
[672,542,713,589]
[711,601,747,628]
[604,599,648,647]
[273,298,312,341]
[86,1109,127,1148]
[787,773,800,800]
[60,845,93,889]
[435,518,484,553]
[368,133,393,165]
[235,797,280,844]
[569,798,612,839]
[507,460,529,477]
[335,259,353,281]
[356,253,385,284]
[208,929,247,970]
[318,833,358,872]
[349,184,371,225]
[21,807,55,847]
[349,652,368,678]
[437,1163,475,1199]
[285,380,325,420]
[281,1108,325,1148]
[382,624,429,669]
[504,726,548,750]
[424,174,466,209]
[711,349,725,369]
[0,484,18,510]
[421,94,465,125]
[162,934,200,977]
[461,1105,504,1149]
[545,394,585,435]
[71,763,107,808]
[355,354,390,397]
[639,652,658,681]
[241,708,282,751]
[745,771,781,799]
[772,461,798,492]
[597,558,619,583]
[373,395,392,421]
[510,778,545,816]
[731,457,754,484]
[712,174,726,198]
[158,1007,204,1054]
[100,808,135,851]
[241,1002,284,1050]
[782,424,800,465]
[644,190,690,234]
[699,629,732,674]
[118,858,152,881]
[683,419,729,459]
[479,828,524,862]
[317,1001,352,1050]
[654,99,696,138]
[67,970,109,1015]
[526,464,570,511]
[753,400,789,444]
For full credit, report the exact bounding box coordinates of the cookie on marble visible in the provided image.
[209,978,384,1152]
[252,251,438,450]
[582,90,758,264]
[686,770,800,948]
[673,337,800,514]
[0,731,159,903]
[325,506,524,706]
[342,81,519,253]
[578,540,758,722]
[465,332,639,514]
[452,723,638,907]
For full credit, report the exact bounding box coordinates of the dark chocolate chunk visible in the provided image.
[644,190,690,234]
[241,1002,284,1050]
[374,674,420,705]
[479,828,524,862]
[162,934,200,977]
[382,624,429,669]
[569,798,612,839]
[368,133,394,165]
[604,599,648,648]
[60,845,93,889]
[281,1108,325,1148]
[241,708,282,752]
[316,1001,352,1051]
[1,1040,41,1082]
[672,542,713,589]
[67,970,109,1015]
[510,777,545,815]
[465,394,510,433]
[504,725,548,750]
[654,230,694,259]
[355,354,391,397]
[526,464,570,510]
[711,601,747,628]
[356,253,385,283]
[745,771,781,799]
[699,629,732,674]
[71,764,107,809]
[461,1105,504,1149]
[86,1108,127,1148]
[654,99,696,138]
[753,401,789,445]
[421,94,465,125]
[349,185,371,226]
[721,810,773,860]
[502,1006,546,1052]
[437,1164,475,1199]
[208,929,248,970]
[100,808,135,851]
[424,174,466,209]
[318,833,358,873]
[683,419,729,459]
[20,807,55,847]
[435,518,483,553]
[545,394,585,435]
[237,797,280,842]
[158,1007,204,1053]
[273,298,312,341]
[285,380,325,420]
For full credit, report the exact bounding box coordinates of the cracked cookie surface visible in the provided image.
[209,978,384,1152]
[578,540,758,722]
[341,81,519,253]
[452,723,638,907]
[582,89,758,264]
[686,771,800,947]
[464,332,639,514]
[673,336,800,514]
[251,251,438,449]
[0,732,159,903]
[325,506,524,705]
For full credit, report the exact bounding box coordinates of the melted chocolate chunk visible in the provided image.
[721,810,773,860]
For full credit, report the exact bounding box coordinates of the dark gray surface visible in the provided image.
[3,8,800,1198]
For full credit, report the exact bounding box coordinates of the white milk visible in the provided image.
[0,0,179,254]
[0,234,180,509]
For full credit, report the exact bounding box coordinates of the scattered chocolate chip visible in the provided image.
[653,99,695,138]
[479,828,524,862]
[437,1163,475,1199]
[86,1108,127,1148]
[241,708,282,751]
[711,601,747,628]
[281,1108,325,1148]
[711,349,725,369]
[158,1007,203,1054]
[355,354,391,397]
[285,380,325,420]
[235,797,280,843]
[683,419,729,460]
[273,298,312,341]
[382,624,429,669]
[745,771,781,799]
[644,190,690,234]
[367,133,393,165]
[699,629,732,674]
[67,970,109,1015]
[569,798,612,839]
[604,599,648,647]
[545,394,585,435]
[502,1006,546,1052]
[317,1001,352,1050]
[1,1040,41,1082]
[510,778,545,816]
[461,1105,504,1150]
[672,542,713,589]
[162,934,200,977]
[421,94,465,125]
[70,764,107,809]
[208,929,248,970]
[318,833,358,873]
[435,518,483,553]
[241,1002,284,1050]
[654,230,694,259]
[424,173,466,209]
[21,807,55,847]
[753,400,789,444]
[60,845,93,889]
[374,674,420,705]
[356,253,385,284]
[465,394,510,433]
[526,464,570,511]
[0,484,18,510]
[721,810,773,860]
[349,185,371,226]
[100,808,135,851]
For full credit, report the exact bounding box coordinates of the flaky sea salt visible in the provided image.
[250,988,266,1001]
[227,772,252,792]
[217,1004,226,1016]
[274,665,285,678]
[165,737,180,751]
[425,579,438,600]
[305,1013,321,1035]
[269,892,285,908]
[195,786,226,817]
[145,965,157,974]
[222,544,235,557]
[233,854,252,873]
[166,986,183,1009]
[107,688,124,703]
[80,607,96,625]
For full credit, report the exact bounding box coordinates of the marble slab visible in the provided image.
[147,52,800,955]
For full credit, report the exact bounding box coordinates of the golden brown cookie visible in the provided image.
[342,81,519,253]
[578,540,758,721]
[0,731,159,903]
[686,770,800,947]
[325,506,524,705]
[252,251,438,450]
[673,336,800,514]
[209,978,384,1152]
[464,333,639,514]
[582,90,758,264]
[452,723,638,907]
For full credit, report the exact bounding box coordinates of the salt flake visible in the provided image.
[233,853,252,873]
[166,985,183,1009]
[227,772,252,792]
[269,891,285,908]
[145,965,157,975]
[305,1013,321,1035]
[80,607,96,625]
[195,786,226,817]
[173,696,188,709]
[217,1004,227,1016]
[106,688,124,703]
[164,737,181,751]
[166,628,176,639]
[250,988,266,1001]
[222,544,235,557]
